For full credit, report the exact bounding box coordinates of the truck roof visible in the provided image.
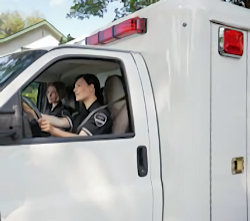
[50,44,136,54]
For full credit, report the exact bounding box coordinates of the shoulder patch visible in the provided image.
[94,112,107,127]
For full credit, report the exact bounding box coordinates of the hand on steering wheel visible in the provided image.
[22,96,41,119]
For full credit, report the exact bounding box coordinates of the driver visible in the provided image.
[41,82,72,130]
[23,82,72,136]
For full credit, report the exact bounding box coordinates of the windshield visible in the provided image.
[0,50,47,90]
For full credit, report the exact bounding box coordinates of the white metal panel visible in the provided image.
[0,48,155,221]
[211,23,247,221]
[132,52,163,221]
[247,31,250,221]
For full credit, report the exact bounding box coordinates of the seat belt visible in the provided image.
[76,96,125,134]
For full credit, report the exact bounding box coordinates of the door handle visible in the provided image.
[137,146,148,177]
[232,157,244,174]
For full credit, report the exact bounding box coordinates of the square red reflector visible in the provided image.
[219,28,243,57]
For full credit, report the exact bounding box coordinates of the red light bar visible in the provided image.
[114,17,146,38]
[99,27,114,44]
[85,33,99,45]
[85,17,147,45]
[219,27,243,57]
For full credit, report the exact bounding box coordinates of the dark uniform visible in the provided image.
[44,101,69,117]
[44,102,72,129]
[72,100,112,136]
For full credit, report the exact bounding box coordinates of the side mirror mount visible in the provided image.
[0,93,22,144]
[0,110,17,138]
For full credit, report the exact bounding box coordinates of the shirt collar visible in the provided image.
[50,101,62,112]
[88,100,100,112]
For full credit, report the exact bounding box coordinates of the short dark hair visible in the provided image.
[75,74,103,104]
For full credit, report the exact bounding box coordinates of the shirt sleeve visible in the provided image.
[81,111,112,136]
[61,109,73,130]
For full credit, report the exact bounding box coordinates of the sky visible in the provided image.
[0,0,123,39]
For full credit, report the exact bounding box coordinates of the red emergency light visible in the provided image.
[114,17,146,38]
[99,27,114,44]
[219,27,243,57]
[85,17,147,45]
[85,33,99,45]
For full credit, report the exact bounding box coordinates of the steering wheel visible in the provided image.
[22,96,42,118]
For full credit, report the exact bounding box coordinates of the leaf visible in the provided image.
[0,11,44,38]
[68,0,159,20]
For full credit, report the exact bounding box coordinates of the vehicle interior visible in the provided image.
[21,57,132,139]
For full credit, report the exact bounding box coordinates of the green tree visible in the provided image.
[59,34,75,45]
[223,0,250,7]
[0,11,24,38]
[26,12,44,26]
[0,11,44,39]
[68,0,159,21]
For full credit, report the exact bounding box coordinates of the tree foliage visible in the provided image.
[68,0,250,21]
[68,0,159,21]
[0,11,44,39]
[225,0,250,7]
[59,34,75,45]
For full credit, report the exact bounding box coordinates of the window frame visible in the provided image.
[17,55,135,144]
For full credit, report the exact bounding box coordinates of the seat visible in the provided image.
[103,75,129,134]
[61,86,76,114]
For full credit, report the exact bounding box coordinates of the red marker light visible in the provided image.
[114,17,146,38]
[219,27,243,57]
[99,27,114,44]
[85,33,99,45]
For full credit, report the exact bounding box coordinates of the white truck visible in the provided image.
[0,0,249,220]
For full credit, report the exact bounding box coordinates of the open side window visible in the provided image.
[19,57,134,143]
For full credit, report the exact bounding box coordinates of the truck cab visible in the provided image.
[0,46,162,221]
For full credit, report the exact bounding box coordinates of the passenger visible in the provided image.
[38,74,112,137]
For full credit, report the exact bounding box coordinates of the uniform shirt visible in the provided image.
[72,106,88,133]
[72,100,112,136]
[44,102,72,129]
[44,102,67,117]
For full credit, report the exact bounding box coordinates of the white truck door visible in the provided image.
[211,23,247,221]
[247,30,250,221]
[0,48,154,221]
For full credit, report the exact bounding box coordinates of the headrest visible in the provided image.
[104,75,125,106]
[104,75,129,134]
[61,87,75,112]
